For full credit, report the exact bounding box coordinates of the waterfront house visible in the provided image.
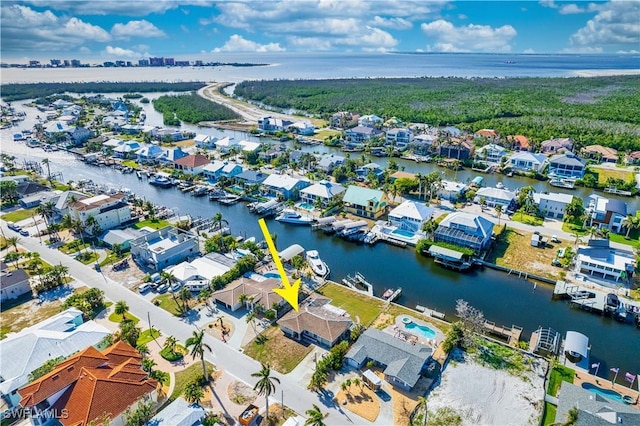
[51,99,74,109]
[150,127,185,142]
[556,382,640,426]
[136,144,165,164]
[474,187,516,210]
[120,124,147,135]
[438,180,466,201]
[575,242,635,283]
[507,135,530,151]
[167,254,234,292]
[389,171,416,182]
[212,277,285,313]
[102,115,126,130]
[214,136,238,153]
[588,194,627,233]
[16,181,49,199]
[130,226,199,271]
[238,140,262,153]
[288,120,315,136]
[18,341,157,426]
[68,193,132,233]
[54,190,88,217]
[330,111,360,129]
[533,192,574,219]
[434,212,494,252]
[0,308,110,408]
[202,160,226,181]
[258,116,293,132]
[70,126,92,145]
[100,228,145,251]
[342,186,388,219]
[581,144,618,163]
[279,295,352,348]
[388,200,434,233]
[149,397,207,426]
[316,153,345,173]
[541,137,574,154]
[475,143,508,164]
[157,146,188,165]
[0,261,31,302]
[259,147,284,163]
[194,134,213,149]
[261,174,310,200]
[358,114,383,127]
[234,170,268,187]
[18,189,59,209]
[345,328,433,391]
[411,134,437,155]
[548,153,586,179]
[385,128,414,149]
[474,129,499,141]
[173,154,210,175]
[43,121,73,138]
[345,125,383,143]
[355,162,384,181]
[113,140,142,159]
[300,180,346,208]
[437,139,474,160]
[508,151,547,173]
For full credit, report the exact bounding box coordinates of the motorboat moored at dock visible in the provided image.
[306,250,330,278]
[275,209,314,225]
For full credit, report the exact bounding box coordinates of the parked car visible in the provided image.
[170,282,183,293]
[8,222,21,232]
[138,283,151,293]
[551,235,560,243]
[19,229,29,237]
[156,284,169,293]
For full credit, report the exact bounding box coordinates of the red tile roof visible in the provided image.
[475,129,499,138]
[19,342,156,426]
[510,135,530,150]
[173,154,210,168]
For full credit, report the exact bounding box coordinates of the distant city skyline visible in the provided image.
[1,1,639,62]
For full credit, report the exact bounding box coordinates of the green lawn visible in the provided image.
[589,166,635,185]
[137,328,161,345]
[243,326,312,374]
[76,251,99,265]
[171,361,216,400]
[312,129,341,141]
[1,208,37,222]
[542,402,558,426]
[511,211,544,226]
[561,220,589,236]
[100,250,129,266]
[133,219,171,230]
[316,282,385,326]
[108,311,140,324]
[609,232,640,249]
[59,240,89,254]
[547,365,575,396]
[152,294,183,316]
[122,160,140,169]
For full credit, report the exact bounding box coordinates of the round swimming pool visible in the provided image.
[402,316,412,325]
[581,383,623,403]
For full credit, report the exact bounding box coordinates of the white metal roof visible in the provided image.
[388,200,434,222]
[564,331,589,359]
[279,244,305,262]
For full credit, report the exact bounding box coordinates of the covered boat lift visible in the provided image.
[278,244,305,262]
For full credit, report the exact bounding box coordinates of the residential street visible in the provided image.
[1,223,372,426]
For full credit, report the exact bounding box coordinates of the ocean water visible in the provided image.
[2,52,639,84]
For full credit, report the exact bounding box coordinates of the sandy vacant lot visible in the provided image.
[428,351,546,426]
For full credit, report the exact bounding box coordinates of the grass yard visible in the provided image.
[590,165,635,184]
[100,250,129,266]
[547,365,575,397]
[316,282,385,326]
[152,294,183,316]
[608,232,640,249]
[542,402,558,426]
[121,160,140,169]
[171,361,216,400]
[486,228,562,280]
[133,219,171,230]
[108,311,140,324]
[243,325,312,374]
[76,251,99,265]
[1,207,37,222]
[511,210,544,226]
[312,128,341,141]
[561,219,589,236]
[59,240,89,254]
[137,328,161,345]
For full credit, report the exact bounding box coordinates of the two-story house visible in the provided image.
[173,154,211,175]
[434,212,494,252]
[508,151,547,173]
[437,140,474,160]
[300,180,346,208]
[588,195,627,233]
[541,137,574,154]
[130,226,199,271]
[533,192,574,219]
[68,193,132,233]
[344,126,383,143]
[475,143,508,164]
[474,187,516,210]
[385,128,413,150]
[387,200,434,233]
[261,174,311,200]
[342,186,388,219]
[548,153,586,179]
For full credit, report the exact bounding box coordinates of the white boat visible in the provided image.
[549,177,576,189]
[306,250,329,277]
[275,209,314,225]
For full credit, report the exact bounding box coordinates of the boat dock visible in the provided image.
[416,305,446,320]
[342,272,374,296]
[553,280,640,315]
[483,321,523,346]
[383,288,402,303]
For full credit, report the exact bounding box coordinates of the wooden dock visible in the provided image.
[416,305,446,320]
[553,280,640,314]
[483,321,523,346]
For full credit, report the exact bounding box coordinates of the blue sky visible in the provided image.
[1,1,638,62]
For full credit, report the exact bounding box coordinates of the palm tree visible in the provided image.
[251,363,280,421]
[42,158,51,184]
[6,236,20,252]
[183,381,205,405]
[239,293,249,309]
[185,330,212,380]
[352,377,361,391]
[494,204,503,225]
[623,215,640,239]
[163,335,177,353]
[304,405,327,426]
[416,396,428,426]
[36,201,55,227]
[61,213,73,230]
[114,300,129,321]
[141,357,156,373]
[216,315,225,330]
[246,310,257,334]
[178,287,192,313]
[85,214,101,236]
[136,343,149,359]
[213,212,229,251]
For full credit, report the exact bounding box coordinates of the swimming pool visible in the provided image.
[581,383,623,403]
[263,271,282,280]
[404,322,436,339]
[297,202,314,211]
[391,228,415,238]
[229,185,244,192]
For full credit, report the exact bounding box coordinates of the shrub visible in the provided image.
[160,347,183,362]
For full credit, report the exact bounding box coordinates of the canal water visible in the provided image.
[2,100,639,380]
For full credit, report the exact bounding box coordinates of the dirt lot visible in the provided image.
[335,383,380,422]
[102,256,147,289]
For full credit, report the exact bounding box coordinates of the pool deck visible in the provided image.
[573,370,640,408]
[388,314,445,348]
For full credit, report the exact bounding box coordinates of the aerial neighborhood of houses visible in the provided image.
[1,92,640,426]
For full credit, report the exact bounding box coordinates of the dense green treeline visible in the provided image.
[1,82,207,102]
[234,75,640,149]
[152,92,239,125]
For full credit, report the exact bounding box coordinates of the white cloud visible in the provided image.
[617,49,639,54]
[21,0,215,16]
[213,35,285,52]
[559,3,600,15]
[568,1,640,48]
[111,20,166,39]
[421,19,517,52]
[539,0,558,9]
[561,46,604,53]
[0,4,110,52]
[523,48,535,54]
[371,16,412,30]
[104,45,150,58]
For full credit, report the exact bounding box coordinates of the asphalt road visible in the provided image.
[1,223,371,425]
